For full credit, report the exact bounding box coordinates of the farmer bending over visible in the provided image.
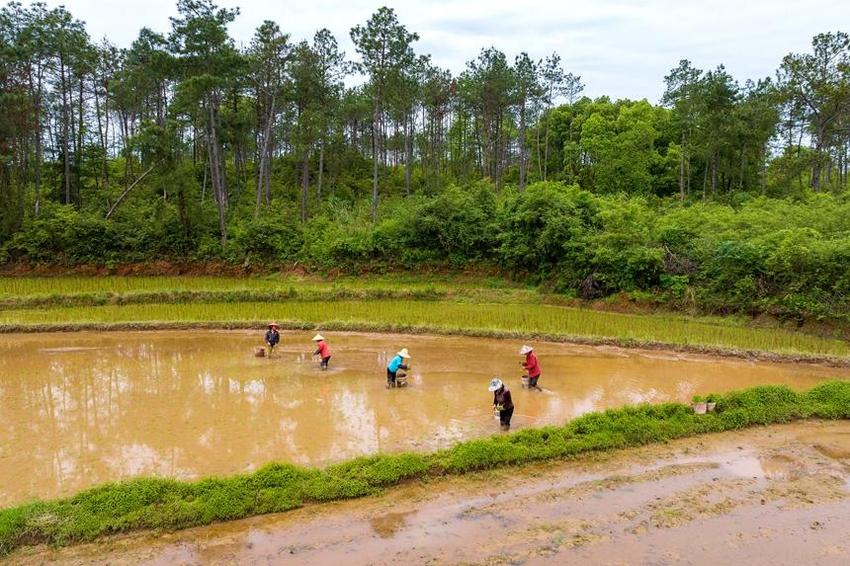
[312,334,331,369]
[520,345,542,390]
[386,348,410,388]
[489,378,514,431]
[265,322,280,355]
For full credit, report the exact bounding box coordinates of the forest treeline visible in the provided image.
[1,1,850,321]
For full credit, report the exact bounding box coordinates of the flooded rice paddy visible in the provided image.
[1,330,849,506]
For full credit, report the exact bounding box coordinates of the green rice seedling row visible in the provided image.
[0,300,846,357]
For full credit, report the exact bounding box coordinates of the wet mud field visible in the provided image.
[1,330,849,507]
[10,420,850,565]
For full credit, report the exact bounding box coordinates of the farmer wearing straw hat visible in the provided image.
[386,348,411,388]
[489,378,514,430]
[520,345,542,390]
[264,322,281,356]
[312,334,331,369]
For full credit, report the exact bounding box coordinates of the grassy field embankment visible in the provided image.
[0,275,848,361]
[1,381,848,556]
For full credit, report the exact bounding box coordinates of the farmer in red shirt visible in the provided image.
[312,334,331,369]
[520,345,542,390]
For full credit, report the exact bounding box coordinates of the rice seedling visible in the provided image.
[0,274,529,298]
[0,276,541,310]
[1,380,848,556]
[0,300,847,358]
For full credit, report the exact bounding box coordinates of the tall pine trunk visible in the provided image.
[518,100,527,191]
[679,132,686,202]
[301,150,310,222]
[543,96,552,181]
[370,97,380,222]
[206,96,228,245]
[33,71,43,217]
[93,75,109,196]
[404,114,412,195]
[812,141,823,191]
[75,76,84,206]
[317,138,325,201]
[761,143,768,195]
[711,153,718,196]
[255,97,275,216]
[59,54,71,206]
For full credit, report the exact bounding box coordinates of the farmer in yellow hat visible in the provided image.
[264,322,280,356]
[312,334,331,369]
[386,348,410,388]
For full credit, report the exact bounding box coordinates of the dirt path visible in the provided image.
[10,420,850,565]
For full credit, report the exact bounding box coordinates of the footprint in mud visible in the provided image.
[815,444,850,461]
[723,451,805,481]
[809,433,850,461]
[759,454,805,481]
[369,511,412,539]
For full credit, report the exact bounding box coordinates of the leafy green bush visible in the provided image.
[233,214,303,263]
[4,203,76,262]
[496,182,596,277]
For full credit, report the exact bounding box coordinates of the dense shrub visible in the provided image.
[232,214,302,264]
[3,203,76,262]
[4,185,850,322]
[496,182,596,277]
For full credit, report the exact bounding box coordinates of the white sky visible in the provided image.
[32,0,850,101]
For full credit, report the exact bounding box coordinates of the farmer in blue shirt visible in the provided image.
[386,348,410,388]
[264,322,280,356]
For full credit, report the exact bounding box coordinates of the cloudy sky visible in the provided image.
[31,0,850,101]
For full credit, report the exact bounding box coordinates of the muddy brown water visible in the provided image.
[1,330,849,507]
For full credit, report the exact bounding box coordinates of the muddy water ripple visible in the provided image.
[1,330,848,506]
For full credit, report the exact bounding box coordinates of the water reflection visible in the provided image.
[0,330,847,506]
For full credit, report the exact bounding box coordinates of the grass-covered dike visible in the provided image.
[2,380,849,556]
[2,299,849,361]
[2,274,848,360]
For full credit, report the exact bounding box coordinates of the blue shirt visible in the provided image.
[387,354,405,372]
[265,330,280,345]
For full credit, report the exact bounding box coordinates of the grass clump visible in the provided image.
[803,380,850,419]
[1,381,849,557]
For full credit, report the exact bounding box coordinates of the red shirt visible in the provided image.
[315,340,330,358]
[523,351,541,377]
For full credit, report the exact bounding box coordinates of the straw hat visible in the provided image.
[397,348,411,358]
[312,334,325,341]
[519,345,533,355]
[268,322,279,329]
[488,377,504,392]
